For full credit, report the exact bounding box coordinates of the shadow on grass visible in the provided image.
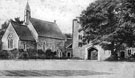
[0,70,112,77]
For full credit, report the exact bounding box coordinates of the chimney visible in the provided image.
[54,20,56,23]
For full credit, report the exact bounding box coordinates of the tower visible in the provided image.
[72,18,84,58]
[24,1,31,25]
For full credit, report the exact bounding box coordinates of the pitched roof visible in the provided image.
[11,21,35,41]
[30,18,65,39]
[25,2,31,11]
[65,38,72,48]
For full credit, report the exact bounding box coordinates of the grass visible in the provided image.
[0,70,111,77]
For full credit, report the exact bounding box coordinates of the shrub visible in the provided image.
[125,54,135,62]
[37,49,46,59]
[10,49,20,59]
[27,49,38,59]
[45,49,56,59]
[0,50,9,59]
[19,49,24,52]
[18,51,29,59]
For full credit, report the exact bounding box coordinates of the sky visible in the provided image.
[0,0,95,33]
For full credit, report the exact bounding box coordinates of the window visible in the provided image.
[78,42,83,47]
[42,42,46,51]
[60,51,63,57]
[24,43,26,50]
[78,35,82,40]
[128,49,131,55]
[8,34,13,49]
[8,39,13,48]
[67,52,71,57]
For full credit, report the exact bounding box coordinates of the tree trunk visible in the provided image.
[111,41,115,55]
[110,41,118,60]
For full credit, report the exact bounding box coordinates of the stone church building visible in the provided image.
[1,2,65,57]
[72,18,111,61]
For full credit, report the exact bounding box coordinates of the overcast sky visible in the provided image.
[0,0,95,33]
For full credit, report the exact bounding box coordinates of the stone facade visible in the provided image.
[37,37,65,56]
[18,40,36,50]
[2,23,19,50]
[1,2,66,58]
[2,22,36,51]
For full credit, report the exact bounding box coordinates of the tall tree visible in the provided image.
[118,0,135,47]
[14,17,23,24]
[79,0,121,57]
[79,0,135,59]
[1,21,9,29]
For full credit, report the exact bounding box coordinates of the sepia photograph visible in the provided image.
[0,0,135,78]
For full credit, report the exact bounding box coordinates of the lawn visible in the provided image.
[0,60,134,78]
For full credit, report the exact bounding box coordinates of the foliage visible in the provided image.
[37,49,46,59]
[45,49,57,59]
[0,30,5,37]
[14,17,24,25]
[10,49,20,59]
[1,21,9,29]
[0,48,65,60]
[27,49,38,59]
[0,50,9,59]
[79,0,135,59]
[0,49,21,59]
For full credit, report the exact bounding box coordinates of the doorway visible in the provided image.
[87,47,98,60]
[120,51,125,59]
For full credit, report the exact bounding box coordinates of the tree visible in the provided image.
[79,0,121,58]
[118,0,135,47]
[1,21,9,29]
[14,17,23,24]
[79,0,135,59]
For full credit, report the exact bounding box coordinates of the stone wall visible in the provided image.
[18,40,36,50]
[72,18,111,61]
[2,23,19,50]
[37,37,65,52]
[72,19,84,59]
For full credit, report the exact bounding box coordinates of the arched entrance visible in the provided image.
[120,51,125,60]
[67,52,71,57]
[87,47,98,60]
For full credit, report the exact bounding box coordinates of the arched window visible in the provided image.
[67,52,71,57]
[8,34,13,49]
[8,38,13,48]
[60,51,63,57]
[23,43,26,50]
[42,42,46,51]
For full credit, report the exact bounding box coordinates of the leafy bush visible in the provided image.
[0,48,65,60]
[37,49,46,59]
[10,49,20,59]
[27,49,38,59]
[0,50,9,59]
[125,54,135,62]
[45,49,56,59]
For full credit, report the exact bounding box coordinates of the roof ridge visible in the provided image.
[30,17,55,24]
[30,17,65,39]
[11,21,27,27]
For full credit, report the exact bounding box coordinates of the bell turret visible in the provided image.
[24,2,31,25]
